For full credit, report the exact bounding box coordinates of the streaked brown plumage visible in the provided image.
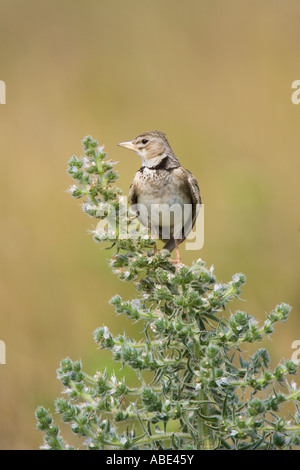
[118,131,201,263]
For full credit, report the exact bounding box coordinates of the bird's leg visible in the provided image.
[175,239,182,266]
[169,239,182,270]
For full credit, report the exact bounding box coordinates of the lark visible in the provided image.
[118,131,201,264]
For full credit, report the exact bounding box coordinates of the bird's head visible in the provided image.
[118,131,173,167]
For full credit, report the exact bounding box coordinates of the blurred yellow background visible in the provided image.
[0,0,300,449]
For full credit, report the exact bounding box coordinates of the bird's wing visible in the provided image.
[184,168,201,207]
[163,168,201,251]
[128,175,139,206]
[181,168,201,239]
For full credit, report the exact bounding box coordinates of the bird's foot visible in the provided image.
[171,240,182,272]
[169,256,182,272]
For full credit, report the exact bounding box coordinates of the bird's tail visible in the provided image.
[163,238,176,252]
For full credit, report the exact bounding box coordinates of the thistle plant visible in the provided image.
[36,136,300,450]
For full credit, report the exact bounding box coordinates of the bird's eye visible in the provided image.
[141,139,148,144]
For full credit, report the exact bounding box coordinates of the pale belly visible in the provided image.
[134,169,192,239]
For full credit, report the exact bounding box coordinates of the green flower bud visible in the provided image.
[93,327,114,349]
[248,398,266,416]
[285,360,297,374]
[273,432,286,448]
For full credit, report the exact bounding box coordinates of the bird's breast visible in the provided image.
[133,168,192,236]
[136,168,189,205]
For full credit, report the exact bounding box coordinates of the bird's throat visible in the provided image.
[140,154,166,168]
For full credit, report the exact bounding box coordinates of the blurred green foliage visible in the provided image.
[0,0,300,449]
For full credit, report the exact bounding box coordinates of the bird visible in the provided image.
[118,131,201,265]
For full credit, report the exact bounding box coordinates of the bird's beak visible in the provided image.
[118,140,137,152]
